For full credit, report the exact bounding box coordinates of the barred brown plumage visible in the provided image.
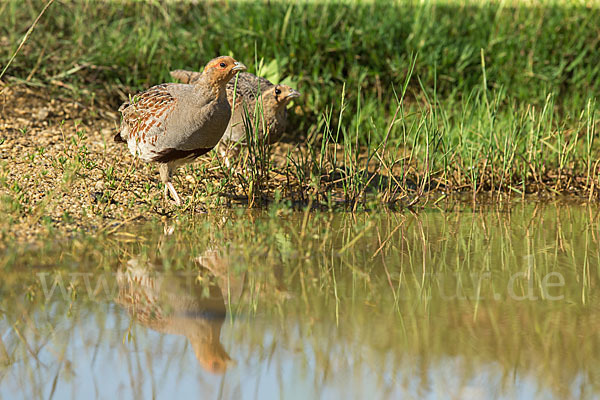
[117,84,176,148]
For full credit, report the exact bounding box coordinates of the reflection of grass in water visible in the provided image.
[0,202,598,396]
[225,203,599,397]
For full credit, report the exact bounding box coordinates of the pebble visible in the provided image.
[35,108,50,121]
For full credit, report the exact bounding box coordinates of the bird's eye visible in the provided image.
[219,62,226,68]
[275,88,281,95]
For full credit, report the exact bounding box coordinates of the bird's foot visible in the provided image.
[163,182,182,206]
[166,182,182,206]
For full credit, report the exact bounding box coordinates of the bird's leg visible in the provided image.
[218,142,232,169]
[159,163,182,206]
[221,142,244,172]
[159,163,169,205]
[230,145,242,166]
[166,182,182,206]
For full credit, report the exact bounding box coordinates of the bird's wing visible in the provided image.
[170,69,202,84]
[119,83,177,150]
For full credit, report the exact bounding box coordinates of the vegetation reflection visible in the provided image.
[0,201,597,398]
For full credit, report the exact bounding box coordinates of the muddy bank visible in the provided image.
[0,84,596,242]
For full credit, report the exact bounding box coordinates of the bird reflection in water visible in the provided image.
[116,252,235,374]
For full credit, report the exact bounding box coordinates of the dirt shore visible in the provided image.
[0,84,595,244]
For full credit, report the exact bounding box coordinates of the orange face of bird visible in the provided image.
[203,56,246,85]
[263,85,300,108]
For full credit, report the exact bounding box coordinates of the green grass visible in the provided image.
[1,0,599,205]
[2,1,598,109]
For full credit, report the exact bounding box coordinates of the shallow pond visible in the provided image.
[1,201,599,399]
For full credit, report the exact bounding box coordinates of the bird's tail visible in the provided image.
[115,101,131,143]
[114,132,126,143]
[170,69,198,84]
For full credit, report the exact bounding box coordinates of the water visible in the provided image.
[1,201,598,399]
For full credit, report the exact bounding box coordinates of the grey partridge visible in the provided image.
[115,56,246,205]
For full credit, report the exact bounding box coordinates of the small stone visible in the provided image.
[94,181,105,191]
[100,128,113,137]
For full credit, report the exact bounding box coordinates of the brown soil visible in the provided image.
[0,85,126,240]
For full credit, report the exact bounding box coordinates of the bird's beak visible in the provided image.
[232,62,246,72]
[286,89,301,99]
